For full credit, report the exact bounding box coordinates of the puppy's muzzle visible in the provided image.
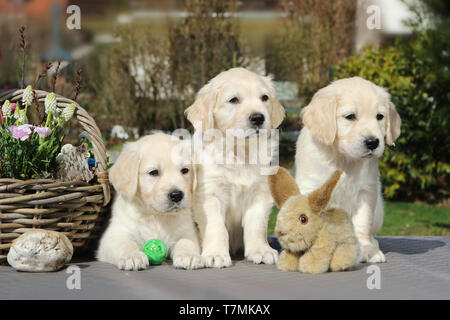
[168,189,184,203]
[249,113,265,128]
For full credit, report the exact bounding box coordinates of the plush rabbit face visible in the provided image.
[275,195,323,252]
[269,167,343,253]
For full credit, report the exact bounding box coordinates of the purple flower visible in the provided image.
[34,126,52,138]
[8,124,34,141]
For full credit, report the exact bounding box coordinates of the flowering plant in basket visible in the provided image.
[0,26,84,180]
[0,88,77,179]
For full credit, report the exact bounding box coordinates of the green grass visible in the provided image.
[379,202,450,236]
[108,143,124,152]
[268,201,450,237]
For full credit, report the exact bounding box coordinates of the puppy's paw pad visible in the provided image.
[173,254,204,270]
[246,247,279,265]
[118,251,149,271]
[202,253,232,268]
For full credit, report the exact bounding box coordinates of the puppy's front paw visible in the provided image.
[117,251,149,271]
[246,245,279,265]
[202,252,232,268]
[361,244,386,263]
[367,249,386,263]
[173,254,204,270]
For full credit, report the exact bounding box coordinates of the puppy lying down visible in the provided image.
[97,133,203,270]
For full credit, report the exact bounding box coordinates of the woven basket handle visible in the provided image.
[0,89,111,206]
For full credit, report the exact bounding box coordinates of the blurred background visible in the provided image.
[0,0,448,235]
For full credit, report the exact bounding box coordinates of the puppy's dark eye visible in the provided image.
[149,169,159,176]
[181,168,189,174]
[345,114,356,121]
[299,214,308,225]
[261,94,269,102]
[376,114,384,121]
[229,97,239,104]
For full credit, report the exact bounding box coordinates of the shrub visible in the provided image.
[266,0,356,98]
[90,0,245,137]
[168,0,244,94]
[333,43,450,201]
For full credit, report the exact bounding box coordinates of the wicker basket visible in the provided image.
[0,89,111,263]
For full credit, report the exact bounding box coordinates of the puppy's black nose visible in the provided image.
[365,137,380,150]
[168,190,184,203]
[249,113,265,127]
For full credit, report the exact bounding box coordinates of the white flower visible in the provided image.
[44,93,57,115]
[2,100,12,117]
[62,103,76,122]
[18,108,28,124]
[22,85,33,106]
[52,108,62,124]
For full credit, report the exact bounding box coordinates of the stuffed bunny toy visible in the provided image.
[269,167,361,274]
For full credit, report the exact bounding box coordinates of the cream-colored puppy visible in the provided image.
[185,68,285,268]
[295,77,401,263]
[97,133,203,270]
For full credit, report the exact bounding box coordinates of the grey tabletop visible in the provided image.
[1,236,449,300]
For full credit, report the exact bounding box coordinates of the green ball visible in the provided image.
[142,239,168,265]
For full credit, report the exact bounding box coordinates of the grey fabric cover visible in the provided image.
[0,236,449,300]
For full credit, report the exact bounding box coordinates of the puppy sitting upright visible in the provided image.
[97,133,203,271]
[185,68,285,268]
[295,77,401,263]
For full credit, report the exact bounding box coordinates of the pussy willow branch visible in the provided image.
[51,58,62,93]
[34,62,52,88]
[19,26,27,88]
[73,69,83,101]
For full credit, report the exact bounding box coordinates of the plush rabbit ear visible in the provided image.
[268,167,301,208]
[308,170,343,213]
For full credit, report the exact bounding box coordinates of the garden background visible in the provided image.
[0,0,448,236]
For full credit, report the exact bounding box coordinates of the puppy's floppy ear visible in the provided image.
[185,83,217,131]
[385,101,401,146]
[109,142,140,199]
[189,144,198,194]
[308,170,342,213]
[191,163,198,194]
[261,75,285,129]
[302,88,337,145]
[271,98,285,129]
[268,167,301,208]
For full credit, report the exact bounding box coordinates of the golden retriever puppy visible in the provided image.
[97,133,203,270]
[295,77,401,263]
[185,67,285,268]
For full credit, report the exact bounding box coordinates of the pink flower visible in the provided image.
[34,126,52,138]
[10,103,16,113]
[8,124,34,141]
